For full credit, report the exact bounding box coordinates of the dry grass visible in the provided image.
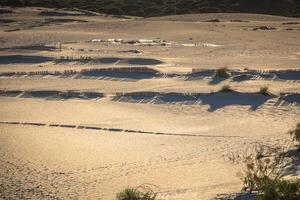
[116,184,158,200]
[259,87,269,96]
[242,146,300,200]
[215,67,230,78]
[219,85,234,93]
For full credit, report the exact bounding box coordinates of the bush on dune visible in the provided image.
[215,67,230,78]
[116,185,158,200]
[242,144,300,200]
[259,86,269,96]
[219,84,234,93]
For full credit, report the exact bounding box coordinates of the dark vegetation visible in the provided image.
[116,184,158,200]
[242,145,300,200]
[240,126,300,200]
[215,67,230,78]
[1,0,299,17]
[219,84,234,93]
[258,86,275,97]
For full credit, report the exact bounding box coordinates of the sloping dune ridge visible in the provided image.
[0,7,299,200]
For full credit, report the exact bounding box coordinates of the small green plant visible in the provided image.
[116,184,158,200]
[215,67,230,78]
[288,123,300,147]
[259,87,269,96]
[219,85,233,93]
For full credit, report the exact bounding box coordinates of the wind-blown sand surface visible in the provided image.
[0,7,299,200]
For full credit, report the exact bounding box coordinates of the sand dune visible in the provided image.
[0,7,299,200]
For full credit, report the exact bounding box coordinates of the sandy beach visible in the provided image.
[0,7,299,200]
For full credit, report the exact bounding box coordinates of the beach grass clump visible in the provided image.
[116,185,158,200]
[242,146,300,200]
[219,85,234,93]
[288,123,300,148]
[215,67,230,78]
[254,179,300,200]
[259,87,269,96]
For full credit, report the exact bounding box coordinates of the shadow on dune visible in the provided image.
[22,90,60,98]
[127,58,163,65]
[230,71,275,82]
[208,77,228,85]
[199,92,271,111]
[0,55,53,64]
[275,93,300,106]
[188,69,300,83]
[231,71,299,82]
[0,90,104,101]
[186,70,215,80]
[0,90,23,97]
[275,71,300,81]
[188,70,228,84]
[80,71,158,80]
[113,92,271,111]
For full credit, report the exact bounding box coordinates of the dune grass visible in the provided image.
[219,85,234,93]
[259,87,269,96]
[116,185,158,200]
[215,67,230,78]
[242,145,300,200]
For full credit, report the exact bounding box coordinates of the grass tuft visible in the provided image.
[116,184,158,200]
[259,87,269,96]
[219,85,234,93]
[241,145,300,200]
[215,67,230,78]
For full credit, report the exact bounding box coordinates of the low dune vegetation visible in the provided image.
[116,185,158,200]
[215,67,231,79]
[258,86,276,97]
[242,150,300,200]
[2,0,298,17]
[115,124,300,200]
[219,84,234,93]
[228,125,300,200]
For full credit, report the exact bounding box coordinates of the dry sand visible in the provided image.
[0,7,299,200]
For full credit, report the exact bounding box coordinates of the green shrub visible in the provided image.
[116,185,158,200]
[288,123,300,147]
